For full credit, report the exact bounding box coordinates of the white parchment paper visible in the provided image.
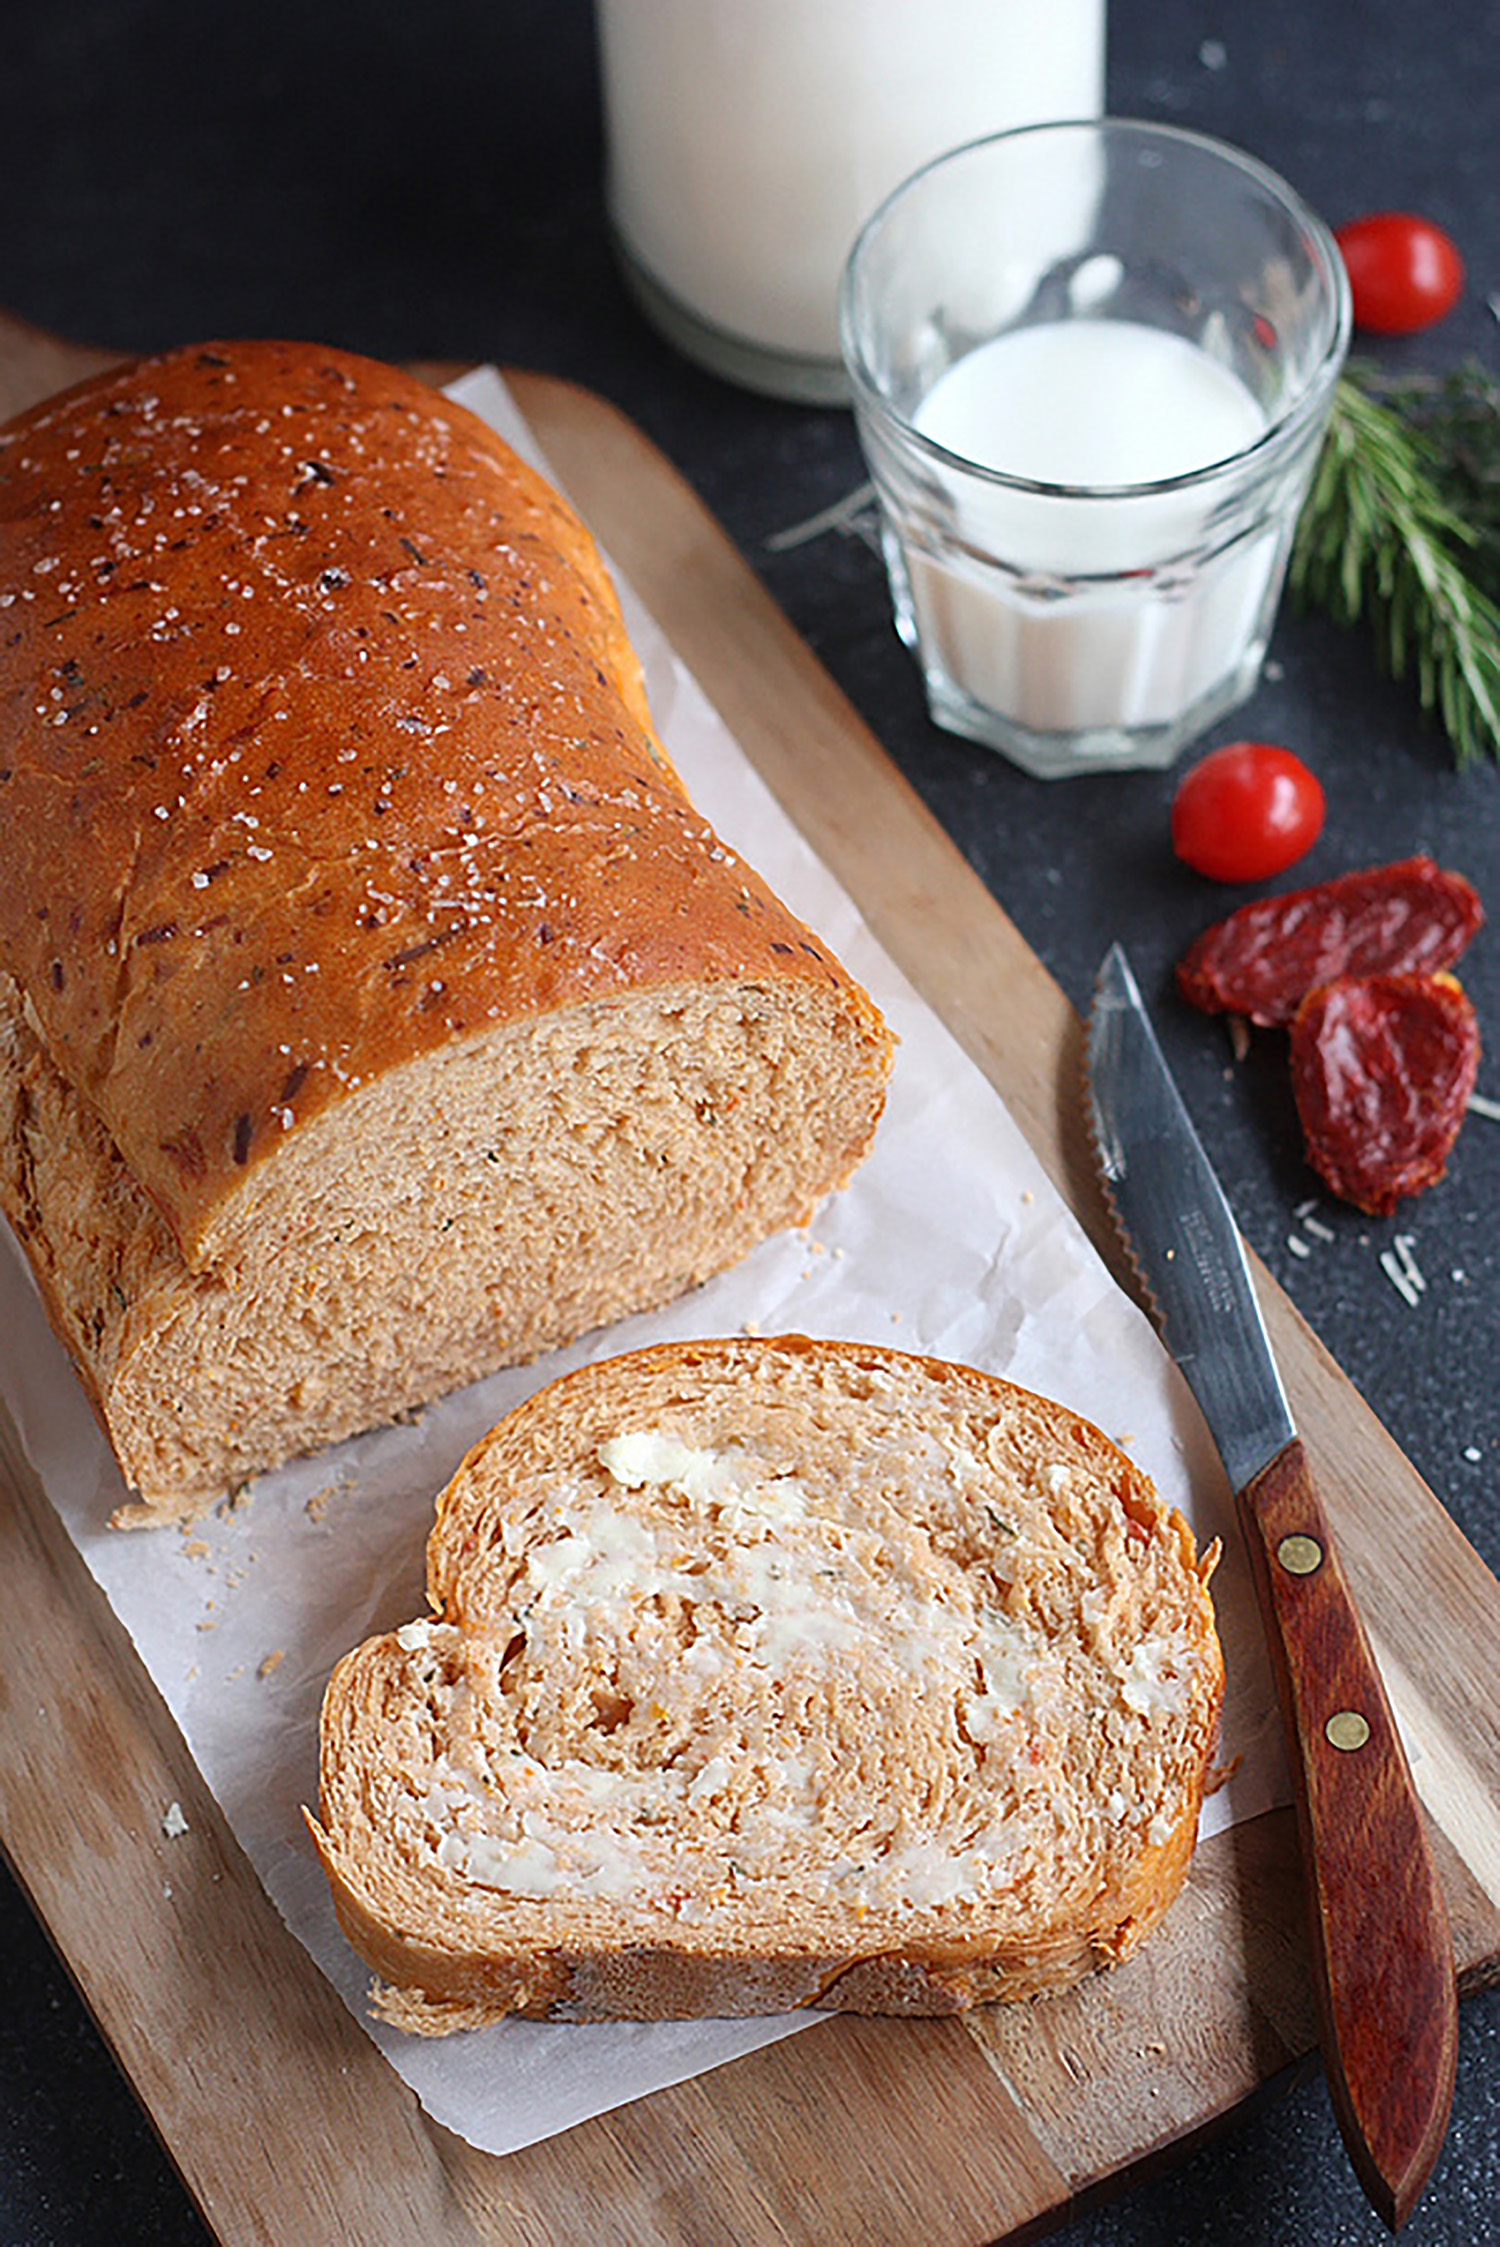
[0,369,1288,2157]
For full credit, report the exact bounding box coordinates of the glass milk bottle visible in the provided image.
[595,0,1107,401]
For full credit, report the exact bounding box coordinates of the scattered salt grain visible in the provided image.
[1393,1235,1426,1290]
[161,1801,189,1840]
[764,480,878,553]
[1379,1236,1426,1308]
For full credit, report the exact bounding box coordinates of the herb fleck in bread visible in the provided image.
[0,343,892,1523]
[309,1335,1224,2028]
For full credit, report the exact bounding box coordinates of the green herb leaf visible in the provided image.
[1371,360,1500,599]
[1289,364,1500,767]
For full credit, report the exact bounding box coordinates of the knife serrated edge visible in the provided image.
[1082,1016,1168,1332]
[1084,943,1295,1494]
[1082,942,1194,1336]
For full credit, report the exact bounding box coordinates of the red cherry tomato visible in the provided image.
[1171,742,1326,884]
[1335,212,1464,335]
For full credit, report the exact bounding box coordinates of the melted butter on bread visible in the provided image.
[309,1336,1225,2025]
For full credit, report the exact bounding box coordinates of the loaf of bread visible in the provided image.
[0,342,892,1524]
[309,1335,1224,2029]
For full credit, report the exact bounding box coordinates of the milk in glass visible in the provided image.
[908,320,1278,737]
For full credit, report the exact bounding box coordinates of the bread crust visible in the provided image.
[0,346,892,1517]
[0,340,883,1268]
[310,1335,1225,2028]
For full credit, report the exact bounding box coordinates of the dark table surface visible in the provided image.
[0,4,1495,2243]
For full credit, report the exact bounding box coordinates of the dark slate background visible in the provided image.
[0,4,1495,2243]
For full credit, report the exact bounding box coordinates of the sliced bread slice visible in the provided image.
[310,1334,1224,2028]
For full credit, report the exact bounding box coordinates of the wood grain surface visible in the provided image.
[1,320,1497,2247]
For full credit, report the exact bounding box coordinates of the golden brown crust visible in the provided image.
[0,346,892,1518]
[0,340,884,1270]
[310,1335,1225,2028]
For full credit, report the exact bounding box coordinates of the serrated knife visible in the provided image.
[1084,940,1457,2233]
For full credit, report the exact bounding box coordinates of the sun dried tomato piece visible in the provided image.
[1289,972,1481,1216]
[1176,857,1484,1027]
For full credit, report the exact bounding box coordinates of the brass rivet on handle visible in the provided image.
[1277,1534,1324,1575]
[1326,1710,1372,1752]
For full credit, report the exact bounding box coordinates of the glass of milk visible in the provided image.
[839,120,1352,777]
[595,0,1106,402]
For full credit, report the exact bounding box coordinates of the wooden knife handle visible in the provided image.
[1237,1437,1458,2230]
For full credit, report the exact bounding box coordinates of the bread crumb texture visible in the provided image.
[0,344,892,1521]
[309,1336,1224,2026]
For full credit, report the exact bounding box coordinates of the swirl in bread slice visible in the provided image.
[309,1335,1224,2028]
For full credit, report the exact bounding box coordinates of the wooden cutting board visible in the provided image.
[1,313,1497,2247]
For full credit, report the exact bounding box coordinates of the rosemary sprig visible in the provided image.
[1289,364,1500,767]
[1364,359,1500,596]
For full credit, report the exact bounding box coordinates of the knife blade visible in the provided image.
[1084,941,1458,2233]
